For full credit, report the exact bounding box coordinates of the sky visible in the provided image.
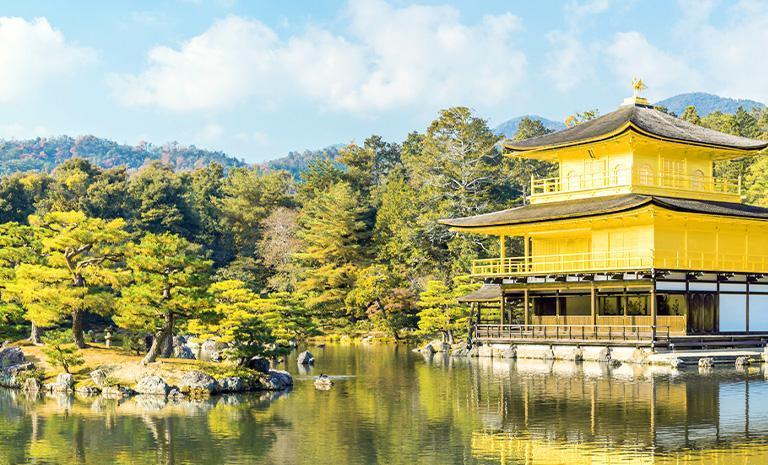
[0,0,766,163]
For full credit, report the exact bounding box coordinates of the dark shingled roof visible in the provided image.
[439,194,768,228]
[505,104,768,152]
[457,284,501,302]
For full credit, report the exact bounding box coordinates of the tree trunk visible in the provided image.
[142,313,174,365]
[446,329,455,345]
[160,330,174,358]
[29,323,43,345]
[72,310,86,348]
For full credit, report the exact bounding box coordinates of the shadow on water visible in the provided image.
[3,345,768,464]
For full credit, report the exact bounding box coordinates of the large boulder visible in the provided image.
[264,370,293,390]
[173,345,195,360]
[245,356,270,373]
[178,371,219,394]
[297,351,315,366]
[200,340,227,362]
[217,377,245,393]
[47,373,74,392]
[90,369,110,389]
[0,346,25,368]
[134,375,170,395]
[22,377,42,392]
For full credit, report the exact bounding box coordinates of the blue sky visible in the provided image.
[0,0,765,163]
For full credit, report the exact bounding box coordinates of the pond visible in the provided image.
[2,345,768,464]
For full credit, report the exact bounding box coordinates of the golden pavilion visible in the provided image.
[441,90,768,348]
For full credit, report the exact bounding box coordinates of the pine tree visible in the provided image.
[188,280,280,365]
[680,106,701,125]
[42,329,84,374]
[416,279,476,344]
[26,211,128,348]
[295,182,369,326]
[0,223,41,341]
[114,232,211,364]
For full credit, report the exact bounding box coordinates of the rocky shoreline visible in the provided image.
[0,345,293,399]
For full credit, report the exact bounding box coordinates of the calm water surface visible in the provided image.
[3,345,768,464]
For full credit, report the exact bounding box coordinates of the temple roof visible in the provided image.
[439,194,768,229]
[457,284,501,303]
[504,103,768,152]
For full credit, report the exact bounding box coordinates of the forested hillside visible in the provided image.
[655,92,764,117]
[0,135,246,175]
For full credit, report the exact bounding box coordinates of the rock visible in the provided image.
[168,388,184,399]
[134,375,170,396]
[434,342,451,352]
[0,346,25,368]
[500,346,517,359]
[75,385,100,395]
[178,371,219,395]
[173,335,187,346]
[735,356,751,368]
[698,357,714,369]
[264,369,293,390]
[173,345,195,359]
[101,385,134,398]
[22,377,42,392]
[450,342,469,357]
[217,377,245,393]
[49,373,74,392]
[608,359,622,368]
[187,340,202,359]
[467,346,480,357]
[419,343,435,356]
[90,369,110,389]
[314,374,334,390]
[669,358,684,369]
[200,340,227,362]
[246,356,270,373]
[297,351,315,365]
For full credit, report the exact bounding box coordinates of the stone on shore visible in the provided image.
[217,377,245,393]
[297,351,315,365]
[264,369,293,390]
[134,375,171,395]
[0,346,25,368]
[178,371,219,395]
[200,340,227,362]
[90,369,110,389]
[698,357,714,369]
[735,356,751,368]
[246,356,270,373]
[173,345,195,359]
[47,373,74,392]
[22,377,42,392]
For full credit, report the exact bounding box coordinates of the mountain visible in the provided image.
[655,92,765,117]
[0,135,247,175]
[262,145,343,179]
[493,115,566,139]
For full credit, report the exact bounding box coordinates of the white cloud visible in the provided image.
[604,31,699,100]
[673,0,768,102]
[197,122,224,141]
[0,17,94,102]
[0,122,49,139]
[109,1,527,113]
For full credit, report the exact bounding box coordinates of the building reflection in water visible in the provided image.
[468,357,768,464]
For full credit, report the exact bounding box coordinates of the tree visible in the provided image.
[259,207,301,292]
[680,106,701,125]
[513,117,553,141]
[218,168,293,257]
[416,279,476,344]
[188,280,280,365]
[42,329,84,374]
[295,182,369,326]
[28,211,128,348]
[0,223,42,342]
[346,265,418,340]
[258,291,318,345]
[128,161,198,239]
[565,109,600,127]
[114,233,211,364]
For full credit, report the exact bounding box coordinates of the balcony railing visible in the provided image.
[471,249,654,277]
[531,168,741,197]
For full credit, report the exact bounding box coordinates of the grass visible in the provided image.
[15,341,250,386]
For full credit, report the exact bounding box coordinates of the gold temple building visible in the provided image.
[441,91,768,348]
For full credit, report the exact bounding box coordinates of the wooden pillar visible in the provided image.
[590,285,596,327]
[524,288,529,328]
[500,294,505,325]
[650,280,657,328]
[524,234,530,271]
[555,290,561,324]
[500,235,506,259]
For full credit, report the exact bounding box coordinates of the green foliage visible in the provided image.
[565,109,600,127]
[680,106,701,125]
[295,182,370,323]
[513,117,553,141]
[189,280,281,364]
[42,329,84,374]
[416,279,477,343]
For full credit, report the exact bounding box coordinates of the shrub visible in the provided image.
[42,329,84,374]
